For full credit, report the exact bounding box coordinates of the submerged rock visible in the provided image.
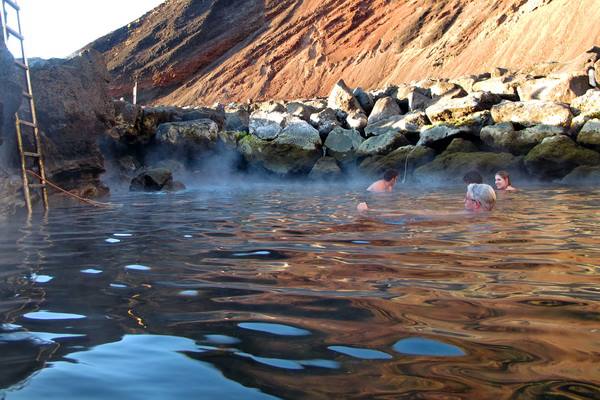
[561,165,600,184]
[308,157,343,180]
[129,168,185,192]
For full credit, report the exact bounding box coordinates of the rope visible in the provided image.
[402,146,417,183]
[26,169,116,208]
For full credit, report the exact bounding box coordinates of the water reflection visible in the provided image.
[1,185,599,399]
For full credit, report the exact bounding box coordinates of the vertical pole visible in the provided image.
[133,79,138,105]
[0,0,8,43]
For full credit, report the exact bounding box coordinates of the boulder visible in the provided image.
[443,138,478,154]
[357,131,409,157]
[309,108,339,136]
[524,135,600,179]
[238,121,322,175]
[472,77,519,100]
[571,89,600,115]
[254,100,286,113]
[417,125,473,151]
[517,73,591,103]
[346,110,368,130]
[359,145,435,177]
[364,112,428,139]
[561,165,600,184]
[576,119,600,151]
[481,123,564,155]
[110,100,146,144]
[425,92,501,123]
[140,106,181,139]
[249,111,286,140]
[155,119,218,150]
[368,96,401,124]
[415,151,523,183]
[29,49,113,196]
[286,101,316,121]
[224,109,250,132]
[327,79,364,114]
[353,87,375,115]
[324,127,364,162]
[308,157,343,180]
[129,168,184,192]
[180,107,226,130]
[407,90,432,111]
[430,81,467,99]
[491,100,573,127]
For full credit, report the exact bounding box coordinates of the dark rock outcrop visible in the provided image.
[30,49,115,196]
[0,37,21,158]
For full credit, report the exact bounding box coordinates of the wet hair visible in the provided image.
[383,169,399,182]
[463,170,483,184]
[467,183,496,211]
[496,170,511,185]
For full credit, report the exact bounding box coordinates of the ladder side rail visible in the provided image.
[14,6,49,210]
[1,0,8,42]
[15,116,33,214]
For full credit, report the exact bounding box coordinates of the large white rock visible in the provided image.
[367,96,401,124]
[327,79,364,114]
[491,100,573,127]
[517,73,591,103]
[425,92,501,123]
[249,111,286,140]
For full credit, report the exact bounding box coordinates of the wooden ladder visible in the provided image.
[1,0,49,213]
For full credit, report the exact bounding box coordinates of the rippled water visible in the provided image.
[1,183,600,399]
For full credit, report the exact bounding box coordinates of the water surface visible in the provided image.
[1,183,599,399]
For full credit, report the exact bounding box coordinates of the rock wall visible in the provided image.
[105,72,600,187]
[30,49,115,197]
[0,36,21,159]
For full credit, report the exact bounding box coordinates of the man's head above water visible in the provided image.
[465,183,496,211]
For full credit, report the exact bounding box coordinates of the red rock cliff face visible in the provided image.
[87,0,600,106]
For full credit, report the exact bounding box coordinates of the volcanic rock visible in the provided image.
[576,119,600,151]
[368,97,402,124]
[308,157,343,180]
[324,127,363,163]
[491,100,573,127]
[524,135,600,179]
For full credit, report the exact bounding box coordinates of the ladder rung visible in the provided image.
[23,151,40,157]
[28,183,46,189]
[18,120,37,128]
[4,0,20,11]
[22,91,32,99]
[6,26,24,41]
[14,60,28,70]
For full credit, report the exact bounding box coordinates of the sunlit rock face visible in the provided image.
[85,0,600,106]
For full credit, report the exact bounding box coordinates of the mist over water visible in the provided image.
[1,184,599,399]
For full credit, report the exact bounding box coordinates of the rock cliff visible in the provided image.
[86,0,600,106]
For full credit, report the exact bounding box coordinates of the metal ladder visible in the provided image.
[1,0,48,214]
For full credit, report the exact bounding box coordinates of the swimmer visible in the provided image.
[367,169,398,193]
[358,183,496,213]
[495,170,517,192]
[464,183,496,211]
[463,170,483,184]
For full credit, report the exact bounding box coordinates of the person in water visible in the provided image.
[358,182,496,212]
[495,170,517,192]
[464,183,496,211]
[463,170,483,184]
[367,169,398,193]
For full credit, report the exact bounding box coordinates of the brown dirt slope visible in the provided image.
[85,0,600,106]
